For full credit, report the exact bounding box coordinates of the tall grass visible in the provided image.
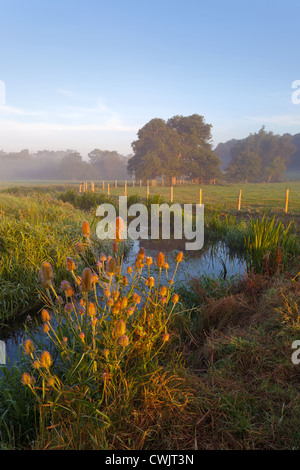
[244,215,299,274]
[0,193,86,322]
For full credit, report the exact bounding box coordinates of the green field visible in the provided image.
[1,180,299,214]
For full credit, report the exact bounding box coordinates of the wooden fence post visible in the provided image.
[199,188,202,205]
[124,180,127,196]
[170,186,173,203]
[107,183,110,196]
[238,189,242,211]
[285,189,289,213]
[146,182,149,199]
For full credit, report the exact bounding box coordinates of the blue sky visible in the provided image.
[0,0,299,157]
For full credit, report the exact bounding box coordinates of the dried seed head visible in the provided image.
[156,252,165,268]
[82,220,90,238]
[176,251,184,263]
[118,335,129,347]
[106,258,117,276]
[61,280,71,291]
[104,288,111,298]
[41,261,54,281]
[66,257,76,272]
[146,256,153,266]
[88,302,96,317]
[112,241,118,253]
[100,253,107,262]
[79,332,85,342]
[21,372,35,386]
[163,333,170,342]
[127,307,135,317]
[132,293,141,304]
[160,286,167,297]
[47,376,55,388]
[121,297,128,309]
[75,242,84,253]
[64,303,73,313]
[103,348,109,359]
[137,247,145,260]
[43,323,50,333]
[40,351,52,369]
[114,320,126,338]
[24,339,35,355]
[148,277,155,288]
[115,216,124,241]
[127,266,132,274]
[41,309,50,323]
[172,293,179,304]
[81,267,93,291]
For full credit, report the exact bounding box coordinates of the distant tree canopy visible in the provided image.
[226,127,297,183]
[0,149,131,181]
[127,114,222,182]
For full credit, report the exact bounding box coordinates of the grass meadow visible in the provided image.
[0,180,299,450]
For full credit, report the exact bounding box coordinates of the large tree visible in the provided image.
[128,114,221,181]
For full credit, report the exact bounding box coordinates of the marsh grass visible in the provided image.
[244,215,299,275]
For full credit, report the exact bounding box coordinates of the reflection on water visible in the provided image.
[122,238,245,283]
[0,238,246,370]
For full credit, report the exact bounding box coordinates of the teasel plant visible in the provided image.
[21,219,188,449]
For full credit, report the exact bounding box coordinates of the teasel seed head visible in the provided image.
[21,372,35,386]
[176,251,184,263]
[103,348,109,359]
[106,258,117,276]
[156,252,165,268]
[81,267,93,291]
[41,261,54,281]
[75,242,84,254]
[40,351,52,369]
[137,247,145,260]
[160,286,167,297]
[163,332,170,342]
[172,293,179,304]
[66,257,76,272]
[82,220,90,239]
[41,309,51,323]
[115,216,124,241]
[118,335,129,347]
[88,302,96,317]
[114,319,126,338]
[24,339,35,355]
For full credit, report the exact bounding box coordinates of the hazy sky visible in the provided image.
[0,0,299,157]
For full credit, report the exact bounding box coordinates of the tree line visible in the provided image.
[128,117,297,183]
[0,116,298,183]
[0,149,131,181]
